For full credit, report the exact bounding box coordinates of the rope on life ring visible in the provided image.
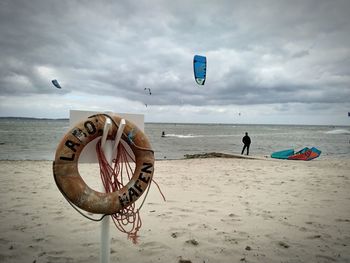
[53,113,155,215]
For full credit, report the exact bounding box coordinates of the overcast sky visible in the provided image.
[0,0,349,125]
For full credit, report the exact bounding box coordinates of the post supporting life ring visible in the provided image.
[53,113,154,215]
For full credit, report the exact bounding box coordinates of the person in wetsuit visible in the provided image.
[241,132,251,155]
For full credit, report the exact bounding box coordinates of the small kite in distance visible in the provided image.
[144,88,152,95]
[51,79,62,89]
[193,55,207,85]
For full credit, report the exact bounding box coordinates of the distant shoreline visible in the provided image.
[0,117,349,127]
[0,116,69,121]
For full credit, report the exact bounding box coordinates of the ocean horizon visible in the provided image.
[0,117,349,161]
[1,116,349,127]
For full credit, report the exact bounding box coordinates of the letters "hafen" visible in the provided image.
[119,163,153,207]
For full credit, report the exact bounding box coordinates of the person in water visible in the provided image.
[241,132,251,155]
[161,131,165,137]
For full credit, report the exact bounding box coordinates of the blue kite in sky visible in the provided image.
[193,55,207,85]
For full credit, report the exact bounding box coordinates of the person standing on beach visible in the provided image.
[241,132,251,155]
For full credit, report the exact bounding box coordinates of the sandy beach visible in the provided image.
[0,156,349,263]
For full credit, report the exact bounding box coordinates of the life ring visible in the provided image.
[53,113,154,215]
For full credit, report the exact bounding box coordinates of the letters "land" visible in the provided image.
[59,119,97,161]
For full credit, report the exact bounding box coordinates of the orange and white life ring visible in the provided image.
[53,113,154,215]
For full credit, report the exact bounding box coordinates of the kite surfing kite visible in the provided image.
[193,55,207,85]
[51,79,62,89]
[144,88,152,95]
[271,147,321,161]
[143,88,152,107]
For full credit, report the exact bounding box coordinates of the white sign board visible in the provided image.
[70,110,144,163]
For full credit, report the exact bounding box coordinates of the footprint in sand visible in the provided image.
[34,237,45,242]
[220,213,242,224]
[138,241,171,255]
[46,255,75,262]
[185,239,199,246]
[170,207,193,213]
[335,218,350,223]
[156,212,173,218]
[299,226,309,232]
[315,254,336,262]
[178,257,192,263]
[171,232,179,238]
[47,250,65,255]
[306,235,322,239]
[223,236,239,244]
[82,242,95,247]
[277,241,290,248]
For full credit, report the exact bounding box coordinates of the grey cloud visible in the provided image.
[291,50,310,59]
[0,0,350,112]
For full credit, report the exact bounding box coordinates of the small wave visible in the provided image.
[163,134,236,138]
[165,134,204,138]
[324,129,350,135]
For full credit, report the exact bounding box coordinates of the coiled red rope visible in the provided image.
[96,139,165,243]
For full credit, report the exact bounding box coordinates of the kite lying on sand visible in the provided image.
[271,147,321,161]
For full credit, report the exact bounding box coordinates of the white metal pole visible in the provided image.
[100,118,112,263]
[100,117,126,263]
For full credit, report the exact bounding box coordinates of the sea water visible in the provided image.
[0,118,349,160]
